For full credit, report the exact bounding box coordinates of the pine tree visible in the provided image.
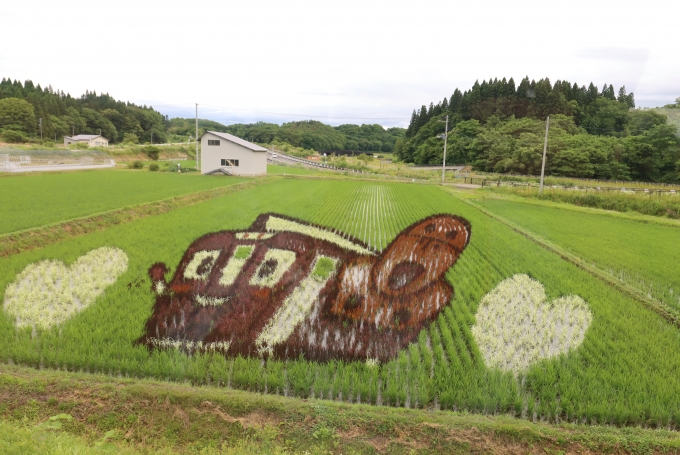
[405,109,417,138]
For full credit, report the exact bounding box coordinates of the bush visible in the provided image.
[149,163,159,172]
[144,146,160,161]
[1,130,27,143]
[128,161,144,169]
[123,133,138,144]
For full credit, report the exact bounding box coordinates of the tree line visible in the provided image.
[170,119,406,153]
[0,78,168,144]
[395,77,680,182]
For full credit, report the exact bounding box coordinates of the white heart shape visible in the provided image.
[3,247,128,330]
[471,274,592,375]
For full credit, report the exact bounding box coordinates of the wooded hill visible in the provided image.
[396,77,680,182]
[0,78,167,144]
[169,118,406,153]
[0,77,405,152]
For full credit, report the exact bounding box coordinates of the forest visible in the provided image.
[168,118,405,153]
[0,78,168,144]
[395,77,680,182]
[0,77,405,153]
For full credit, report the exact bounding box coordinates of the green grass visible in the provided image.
[0,170,251,234]
[2,179,680,426]
[484,186,680,219]
[267,164,319,175]
[2,364,680,455]
[473,197,680,311]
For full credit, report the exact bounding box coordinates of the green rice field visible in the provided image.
[267,164,319,175]
[2,176,680,427]
[475,197,680,311]
[0,170,250,234]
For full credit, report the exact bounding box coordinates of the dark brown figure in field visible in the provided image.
[137,213,470,362]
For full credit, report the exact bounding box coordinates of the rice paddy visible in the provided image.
[2,176,680,427]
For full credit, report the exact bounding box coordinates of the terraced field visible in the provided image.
[2,177,680,427]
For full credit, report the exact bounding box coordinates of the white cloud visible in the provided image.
[1,0,678,127]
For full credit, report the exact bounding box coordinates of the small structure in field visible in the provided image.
[63,134,109,147]
[200,131,267,175]
[0,149,115,173]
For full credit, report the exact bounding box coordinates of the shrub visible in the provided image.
[128,161,144,169]
[144,146,160,161]
[122,133,138,144]
[149,163,159,172]
[2,129,27,143]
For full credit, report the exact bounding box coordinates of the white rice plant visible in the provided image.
[183,250,220,281]
[249,248,296,287]
[255,255,338,355]
[471,274,592,375]
[266,216,374,255]
[219,245,254,286]
[3,246,128,330]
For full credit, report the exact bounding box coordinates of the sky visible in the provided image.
[1,0,678,128]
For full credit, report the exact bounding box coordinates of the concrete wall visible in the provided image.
[91,138,108,146]
[200,133,267,175]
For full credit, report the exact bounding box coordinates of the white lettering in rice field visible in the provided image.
[3,247,128,330]
[471,274,592,375]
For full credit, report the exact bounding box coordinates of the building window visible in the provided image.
[221,159,239,167]
[208,140,220,146]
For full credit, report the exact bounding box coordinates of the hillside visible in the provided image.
[0,78,167,144]
[397,77,680,183]
[652,107,680,136]
[169,118,406,153]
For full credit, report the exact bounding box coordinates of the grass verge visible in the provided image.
[2,364,679,454]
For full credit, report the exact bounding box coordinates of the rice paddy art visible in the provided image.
[472,274,592,375]
[137,213,471,362]
[3,247,128,330]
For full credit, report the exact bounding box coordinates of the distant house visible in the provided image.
[200,131,267,175]
[63,135,109,147]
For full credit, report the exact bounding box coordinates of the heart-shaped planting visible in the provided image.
[3,247,128,330]
[472,274,592,375]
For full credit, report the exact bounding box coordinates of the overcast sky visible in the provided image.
[1,0,677,128]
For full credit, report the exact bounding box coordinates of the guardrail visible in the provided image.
[267,150,426,183]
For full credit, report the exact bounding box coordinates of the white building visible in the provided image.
[199,131,267,175]
[63,134,109,147]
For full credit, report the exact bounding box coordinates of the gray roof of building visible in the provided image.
[205,131,268,152]
[71,135,106,140]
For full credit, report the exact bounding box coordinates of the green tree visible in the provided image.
[581,98,629,135]
[123,133,138,144]
[0,97,35,133]
[624,124,680,181]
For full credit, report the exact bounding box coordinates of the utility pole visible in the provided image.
[438,115,449,184]
[150,132,153,144]
[195,103,199,172]
[539,115,550,194]
[72,126,75,136]
[39,118,42,140]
